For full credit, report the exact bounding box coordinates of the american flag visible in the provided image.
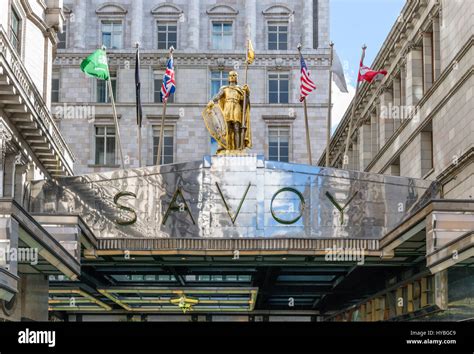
[160,56,176,102]
[299,54,317,102]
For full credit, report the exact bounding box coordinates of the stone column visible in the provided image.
[379,86,394,146]
[405,42,423,107]
[188,0,200,50]
[400,62,407,120]
[302,0,313,49]
[370,109,379,156]
[392,76,401,130]
[245,0,257,46]
[359,121,372,170]
[349,140,359,171]
[317,0,330,48]
[422,32,433,93]
[131,0,143,47]
[0,123,13,198]
[73,0,86,49]
[432,16,441,81]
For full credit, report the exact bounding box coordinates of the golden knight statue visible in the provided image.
[202,71,252,153]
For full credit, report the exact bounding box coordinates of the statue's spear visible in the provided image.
[240,39,255,150]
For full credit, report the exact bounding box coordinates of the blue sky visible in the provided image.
[331,0,406,131]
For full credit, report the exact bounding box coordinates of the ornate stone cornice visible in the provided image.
[54,52,329,68]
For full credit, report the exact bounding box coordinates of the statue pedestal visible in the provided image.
[203,153,265,169]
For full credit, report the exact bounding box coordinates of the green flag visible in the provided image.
[80,49,110,80]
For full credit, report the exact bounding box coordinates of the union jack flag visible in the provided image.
[160,56,176,102]
[299,54,317,102]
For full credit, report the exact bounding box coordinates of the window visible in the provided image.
[57,22,67,49]
[10,8,21,53]
[212,22,232,50]
[157,22,177,49]
[268,126,290,162]
[268,73,289,104]
[97,71,116,103]
[210,71,228,98]
[51,78,60,103]
[420,124,433,177]
[154,71,174,103]
[95,126,116,165]
[268,23,288,50]
[101,21,123,49]
[153,126,174,165]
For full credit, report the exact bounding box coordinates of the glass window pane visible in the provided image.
[106,137,115,165]
[280,80,289,92]
[158,32,167,42]
[52,79,59,90]
[95,137,104,164]
[280,92,289,104]
[111,34,121,49]
[102,33,111,48]
[102,23,112,32]
[269,80,278,92]
[268,42,277,50]
[269,92,278,103]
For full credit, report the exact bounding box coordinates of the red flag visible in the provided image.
[358,61,387,83]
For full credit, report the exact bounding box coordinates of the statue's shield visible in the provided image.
[202,105,228,149]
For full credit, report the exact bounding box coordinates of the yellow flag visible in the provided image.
[247,39,255,65]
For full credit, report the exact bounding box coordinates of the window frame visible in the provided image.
[268,125,291,163]
[94,125,117,166]
[211,21,234,50]
[51,77,60,103]
[97,71,117,103]
[9,6,22,54]
[152,125,175,165]
[268,72,290,104]
[157,20,178,50]
[100,20,124,50]
[210,70,229,99]
[267,21,289,50]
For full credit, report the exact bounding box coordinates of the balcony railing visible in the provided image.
[0,25,74,176]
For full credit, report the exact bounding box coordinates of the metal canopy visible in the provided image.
[28,155,435,241]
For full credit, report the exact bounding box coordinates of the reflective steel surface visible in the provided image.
[27,155,436,239]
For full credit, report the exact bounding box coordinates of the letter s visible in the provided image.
[114,191,137,226]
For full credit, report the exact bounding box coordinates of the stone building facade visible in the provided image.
[320,0,472,200]
[317,0,474,321]
[0,0,79,321]
[54,0,330,175]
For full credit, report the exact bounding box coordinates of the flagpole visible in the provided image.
[326,42,334,167]
[343,44,366,169]
[158,47,173,165]
[297,44,312,166]
[136,42,142,168]
[240,39,250,150]
[103,46,125,169]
